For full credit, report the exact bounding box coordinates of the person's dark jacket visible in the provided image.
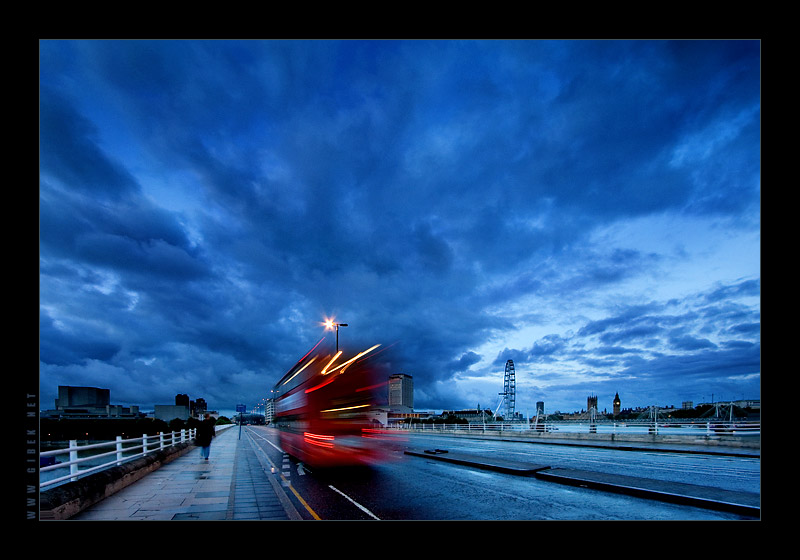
[195,418,216,447]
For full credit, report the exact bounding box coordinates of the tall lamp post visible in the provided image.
[324,320,348,352]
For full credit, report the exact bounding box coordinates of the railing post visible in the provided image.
[116,436,124,465]
[142,433,148,454]
[69,440,79,482]
[181,428,186,443]
[160,432,165,450]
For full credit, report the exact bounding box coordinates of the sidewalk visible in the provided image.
[71,426,300,520]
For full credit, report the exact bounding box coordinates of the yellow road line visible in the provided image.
[282,475,321,520]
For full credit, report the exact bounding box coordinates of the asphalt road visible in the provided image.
[244,426,759,521]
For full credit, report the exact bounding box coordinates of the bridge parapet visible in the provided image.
[396,421,760,450]
[40,440,194,519]
[39,424,235,520]
[434,429,761,449]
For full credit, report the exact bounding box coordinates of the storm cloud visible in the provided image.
[39,40,760,416]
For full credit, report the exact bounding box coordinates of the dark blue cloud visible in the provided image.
[38,40,760,415]
[39,87,139,200]
[39,310,120,366]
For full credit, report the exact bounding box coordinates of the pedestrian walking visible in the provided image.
[196,413,216,460]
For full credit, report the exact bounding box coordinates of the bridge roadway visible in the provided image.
[70,425,759,520]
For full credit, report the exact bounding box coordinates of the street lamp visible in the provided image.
[324,319,348,352]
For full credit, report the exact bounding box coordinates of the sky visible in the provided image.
[38,39,760,419]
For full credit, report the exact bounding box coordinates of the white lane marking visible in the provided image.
[248,428,284,453]
[246,429,294,486]
[248,428,375,520]
[328,485,381,520]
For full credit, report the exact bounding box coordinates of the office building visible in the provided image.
[41,386,141,419]
[388,373,414,412]
[154,404,190,422]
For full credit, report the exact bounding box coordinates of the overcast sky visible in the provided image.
[39,39,760,418]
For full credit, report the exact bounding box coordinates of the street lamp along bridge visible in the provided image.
[324,319,348,352]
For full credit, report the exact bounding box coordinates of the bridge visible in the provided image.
[40,424,301,520]
[40,427,760,521]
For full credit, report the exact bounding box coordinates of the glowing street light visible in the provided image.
[324,319,348,352]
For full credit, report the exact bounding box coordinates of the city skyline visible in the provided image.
[39,378,757,420]
[39,40,760,419]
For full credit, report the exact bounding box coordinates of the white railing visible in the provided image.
[40,428,197,490]
[394,420,761,436]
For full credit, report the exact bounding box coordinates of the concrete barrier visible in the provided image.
[422,429,760,450]
[39,441,196,520]
[526,430,760,448]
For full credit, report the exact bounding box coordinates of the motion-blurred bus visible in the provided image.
[272,339,389,467]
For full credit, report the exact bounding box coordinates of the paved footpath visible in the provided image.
[72,426,301,520]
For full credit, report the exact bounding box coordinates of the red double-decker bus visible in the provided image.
[272,339,388,468]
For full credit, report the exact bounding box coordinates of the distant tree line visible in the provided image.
[402,414,470,425]
[548,403,759,421]
[606,404,759,420]
[41,415,233,442]
[397,403,759,425]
